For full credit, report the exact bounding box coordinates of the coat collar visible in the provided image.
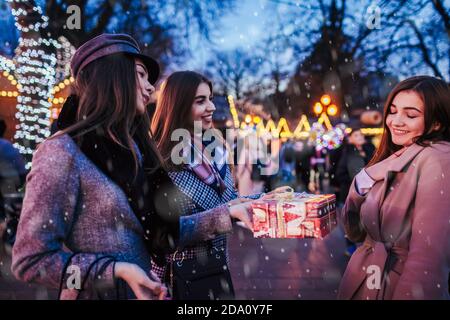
[387,143,426,173]
[358,143,426,241]
[388,141,450,173]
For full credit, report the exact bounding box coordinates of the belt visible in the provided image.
[362,235,408,299]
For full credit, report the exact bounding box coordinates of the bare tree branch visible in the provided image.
[431,0,450,38]
[407,19,445,78]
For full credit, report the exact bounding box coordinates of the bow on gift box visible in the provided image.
[263,189,309,237]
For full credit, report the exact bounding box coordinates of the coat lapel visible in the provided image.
[367,144,425,219]
[388,143,425,173]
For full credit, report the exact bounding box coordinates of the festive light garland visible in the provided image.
[0,58,20,97]
[13,36,57,162]
[227,95,383,150]
[48,75,75,121]
[227,95,241,129]
[7,0,69,168]
[10,1,48,33]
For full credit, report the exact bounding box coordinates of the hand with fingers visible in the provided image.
[227,200,254,231]
[261,185,294,200]
[149,270,171,300]
[267,186,294,194]
[114,262,168,300]
[226,197,253,206]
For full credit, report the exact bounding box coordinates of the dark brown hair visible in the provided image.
[151,71,214,170]
[368,75,450,166]
[55,53,161,174]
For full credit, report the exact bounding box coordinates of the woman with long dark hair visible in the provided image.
[11,34,168,300]
[338,76,450,300]
[150,71,263,300]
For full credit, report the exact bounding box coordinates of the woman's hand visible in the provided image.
[114,262,168,300]
[226,197,253,206]
[267,186,294,194]
[261,186,294,200]
[228,201,253,231]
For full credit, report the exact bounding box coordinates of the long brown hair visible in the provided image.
[367,75,450,166]
[55,53,161,174]
[151,71,214,170]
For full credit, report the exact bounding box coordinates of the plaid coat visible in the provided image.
[151,163,240,280]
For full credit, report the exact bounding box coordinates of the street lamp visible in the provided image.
[313,94,339,117]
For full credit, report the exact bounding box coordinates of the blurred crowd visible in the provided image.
[234,126,376,203]
[0,119,26,257]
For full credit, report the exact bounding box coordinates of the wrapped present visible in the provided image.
[252,192,337,239]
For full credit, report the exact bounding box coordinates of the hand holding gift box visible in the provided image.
[251,192,337,239]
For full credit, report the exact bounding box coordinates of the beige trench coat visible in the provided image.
[338,141,450,300]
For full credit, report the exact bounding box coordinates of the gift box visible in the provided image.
[252,193,337,239]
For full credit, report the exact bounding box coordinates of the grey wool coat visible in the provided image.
[11,133,232,299]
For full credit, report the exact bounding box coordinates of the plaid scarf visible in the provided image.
[184,136,227,195]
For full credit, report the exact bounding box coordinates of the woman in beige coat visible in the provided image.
[338,76,450,300]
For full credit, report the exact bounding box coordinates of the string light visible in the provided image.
[6,0,60,168]
[313,102,323,115]
[227,95,240,128]
[227,99,381,142]
[0,57,20,98]
[320,94,331,106]
[4,1,75,168]
[327,104,338,116]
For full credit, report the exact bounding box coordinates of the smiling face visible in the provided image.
[190,82,216,129]
[386,90,425,147]
[135,58,155,115]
